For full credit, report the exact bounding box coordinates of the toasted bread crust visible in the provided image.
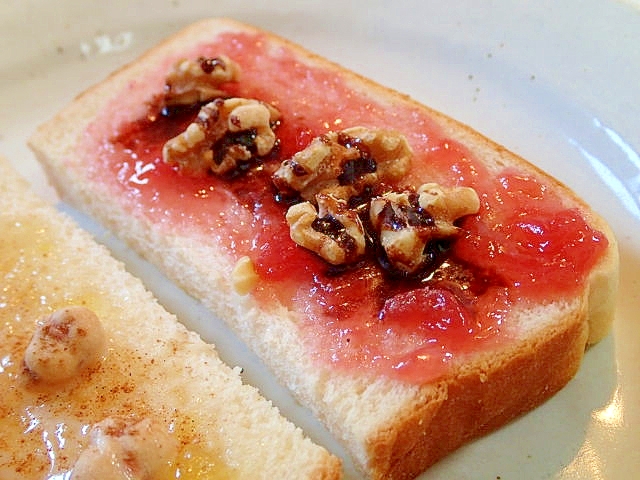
[371,307,588,479]
[29,18,618,479]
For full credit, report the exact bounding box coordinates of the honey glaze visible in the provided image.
[84,32,609,383]
[0,216,235,478]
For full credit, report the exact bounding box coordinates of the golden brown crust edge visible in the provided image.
[368,306,589,480]
[28,18,618,480]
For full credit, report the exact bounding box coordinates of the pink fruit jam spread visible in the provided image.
[81,31,608,383]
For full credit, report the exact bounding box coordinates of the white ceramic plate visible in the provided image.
[1,1,638,478]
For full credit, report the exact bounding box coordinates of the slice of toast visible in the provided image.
[29,18,618,479]
[0,156,341,479]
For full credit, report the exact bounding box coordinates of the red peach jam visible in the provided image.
[81,32,608,383]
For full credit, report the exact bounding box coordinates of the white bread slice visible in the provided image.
[29,18,619,479]
[0,156,341,479]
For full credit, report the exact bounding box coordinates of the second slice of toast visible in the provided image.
[0,155,340,479]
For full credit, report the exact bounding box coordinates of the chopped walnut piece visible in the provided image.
[286,193,366,265]
[232,255,259,295]
[70,417,179,480]
[24,306,106,384]
[163,97,281,176]
[272,127,412,202]
[163,55,241,107]
[369,184,480,274]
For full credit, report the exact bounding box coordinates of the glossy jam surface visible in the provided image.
[82,32,608,383]
[0,215,235,478]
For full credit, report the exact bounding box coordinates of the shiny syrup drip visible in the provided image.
[96,32,608,383]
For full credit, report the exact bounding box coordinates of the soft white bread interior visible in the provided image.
[29,18,618,480]
[0,156,341,479]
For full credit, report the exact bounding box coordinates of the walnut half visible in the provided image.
[286,193,366,265]
[272,127,412,203]
[369,184,480,274]
[163,97,281,176]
